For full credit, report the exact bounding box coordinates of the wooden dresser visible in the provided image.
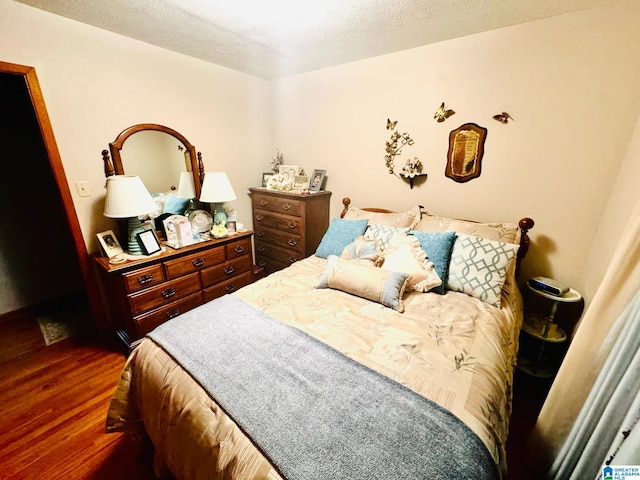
[92,231,254,350]
[249,188,331,274]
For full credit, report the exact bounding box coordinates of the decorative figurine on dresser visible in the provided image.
[249,187,331,274]
[517,276,584,379]
[94,123,256,352]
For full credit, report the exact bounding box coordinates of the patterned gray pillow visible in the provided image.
[446,233,519,307]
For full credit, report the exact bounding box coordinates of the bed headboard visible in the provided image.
[340,197,534,277]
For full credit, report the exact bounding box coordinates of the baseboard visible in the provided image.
[0,291,88,325]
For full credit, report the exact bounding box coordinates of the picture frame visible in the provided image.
[136,229,162,255]
[309,169,326,192]
[294,175,310,191]
[226,220,237,234]
[96,230,124,258]
[445,123,487,183]
[261,172,273,188]
[278,165,301,176]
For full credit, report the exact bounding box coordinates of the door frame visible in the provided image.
[0,61,106,329]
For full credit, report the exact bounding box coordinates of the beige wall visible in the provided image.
[3,0,640,310]
[270,1,640,305]
[0,0,272,254]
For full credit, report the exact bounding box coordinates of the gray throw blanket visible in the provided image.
[148,295,498,480]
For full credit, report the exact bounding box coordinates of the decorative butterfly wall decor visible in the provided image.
[434,102,455,123]
[492,112,513,124]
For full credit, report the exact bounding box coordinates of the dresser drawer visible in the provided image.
[252,193,303,216]
[201,256,252,288]
[255,255,290,275]
[123,264,166,293]
[164,247,225,279]
[226,237,251,259]
[254,210,301,235]
[134,291,204,337]
[254,227,303,255]
[129,272,202,316]
[203,272,253,302]
[255,241,302,266]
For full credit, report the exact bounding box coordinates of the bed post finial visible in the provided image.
[340,198,352,218]
[516,217,535,277]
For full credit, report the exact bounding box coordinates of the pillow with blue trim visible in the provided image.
[315,218,369,258]
[409,231,457,294]
[446,233,519,307]
[316,255,410,312]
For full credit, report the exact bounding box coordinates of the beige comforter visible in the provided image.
[107,255,522,479]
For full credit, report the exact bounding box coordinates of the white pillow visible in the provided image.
[381,236,442,293]
[446,233,519,307]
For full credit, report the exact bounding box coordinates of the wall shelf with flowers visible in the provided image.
[384,119,427,189]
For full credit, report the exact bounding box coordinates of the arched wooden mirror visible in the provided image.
[101,123,205,199]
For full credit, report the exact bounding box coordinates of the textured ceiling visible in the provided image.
[15,0,617,79]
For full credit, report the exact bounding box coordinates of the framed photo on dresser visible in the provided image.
[309,169,326,192]
[97,230,123,258]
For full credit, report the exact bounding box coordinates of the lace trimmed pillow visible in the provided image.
[380,235,442,293]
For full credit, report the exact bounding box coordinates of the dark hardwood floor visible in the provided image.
[0,302,546,479]
[0,304,156,480]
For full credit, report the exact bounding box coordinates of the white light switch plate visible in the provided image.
[75,180,91,197]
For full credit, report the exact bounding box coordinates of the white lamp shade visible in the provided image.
[199,172,237,203]
[176,171,196,198]
[103,175,156,218]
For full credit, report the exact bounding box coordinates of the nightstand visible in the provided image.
[517,280,582,378]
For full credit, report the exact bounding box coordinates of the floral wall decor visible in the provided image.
[384,119,426,189]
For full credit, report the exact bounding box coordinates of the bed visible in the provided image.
[106,198,534,479]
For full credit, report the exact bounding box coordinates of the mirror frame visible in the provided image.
[101,123,205,199]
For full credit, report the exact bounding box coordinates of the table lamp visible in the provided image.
[176,171,196,198]
[103,175,156,255]
[199,172,237,225]
[176,171,197,214]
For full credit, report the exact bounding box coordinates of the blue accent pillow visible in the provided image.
[164,193,191,215]
[409,231,457,294]
[315,218,369,258]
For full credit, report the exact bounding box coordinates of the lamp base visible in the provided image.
[127,217,146,255]
[213,203,227,226]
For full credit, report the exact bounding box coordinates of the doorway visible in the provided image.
[0,61,102,329]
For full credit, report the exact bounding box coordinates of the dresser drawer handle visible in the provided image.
[288,222,297,229]
[234,245,245,254]
[257,245,266,252]
[282,202,291,211]
[166,309,180,320]
[137,274,153,285]
[225,284,237,293]
[258,260,267,268]
[224,265,235,275]
[259,199,268,207]
[288,239,298,246]
[161,288,177,299]
[256,214,264,221]
[288,256,298,264]
[257,231,265,237]
[192,257,205,268]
